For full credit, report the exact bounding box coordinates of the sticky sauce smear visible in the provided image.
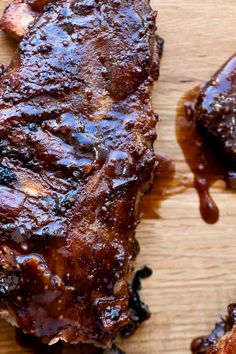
[141,152,191,219]
[176,86,229,224]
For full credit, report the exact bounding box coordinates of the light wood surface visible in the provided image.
[0,1,236,353]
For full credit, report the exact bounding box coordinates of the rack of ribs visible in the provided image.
[0,0,162,349]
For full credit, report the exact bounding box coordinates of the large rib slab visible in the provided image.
[0,0,160,347]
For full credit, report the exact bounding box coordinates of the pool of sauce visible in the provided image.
[176,86,233,224]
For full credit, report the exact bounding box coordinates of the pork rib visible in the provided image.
[0,0,161,348]
[191,303,236,354]
[195,55,236,169]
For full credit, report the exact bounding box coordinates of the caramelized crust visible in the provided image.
[195,55,236,169]
[0,0,161,347]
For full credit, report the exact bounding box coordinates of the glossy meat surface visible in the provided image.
[195,55,236,169]
[0,0,160,347]
[191,303,236,354]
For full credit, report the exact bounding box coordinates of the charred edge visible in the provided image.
[191,303,236,353]
[0,65,5,76]
[103,345,126,354]
[152,34,164,81]
[15,329,125,354]
[15,328,63,354]
[0,165,17,186]
[120,266,152,337]
[155,35,164,59]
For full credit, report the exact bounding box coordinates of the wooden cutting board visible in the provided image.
[0,1,236,353]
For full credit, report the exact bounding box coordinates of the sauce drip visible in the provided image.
[190,336,207,353]
[176,86,231,224]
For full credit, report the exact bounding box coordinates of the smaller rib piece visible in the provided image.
[191,303,236,354]
[195,55,236,169]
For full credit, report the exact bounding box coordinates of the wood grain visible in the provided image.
[0,1,236,353]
